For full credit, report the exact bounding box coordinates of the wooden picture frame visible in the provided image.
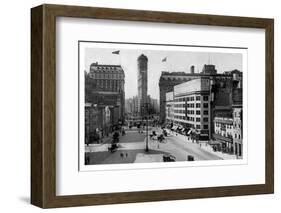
[31,4,274,208]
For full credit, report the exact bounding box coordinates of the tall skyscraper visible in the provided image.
[137,54,148,116]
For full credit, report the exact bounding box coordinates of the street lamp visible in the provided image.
[142,103,150,152]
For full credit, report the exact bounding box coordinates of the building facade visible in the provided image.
[213,116,234,152]
[85,103,99,144]
[160,65,243,136]
[232,105,243,157]
[165,91,174,122]
[161,65,243,152]
[159,68,201,123]
[125,96,139,116]
[173,77,211,140]
[137,54,148,116]
[85,62,125,134]
[151,98,159,114]
[146,95,159,115]
[212,103,242,157]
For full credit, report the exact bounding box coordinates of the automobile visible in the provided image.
[163,154,176,162]
[187,155,195,161]
[163,128,172,136]
[149,131,158,140]
[108,143,118,153]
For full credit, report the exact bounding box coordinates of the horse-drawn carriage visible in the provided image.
[149,130,166,143]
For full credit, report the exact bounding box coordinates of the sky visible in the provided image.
[84,47,242,101]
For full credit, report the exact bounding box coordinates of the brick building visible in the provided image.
[85,62,125,134]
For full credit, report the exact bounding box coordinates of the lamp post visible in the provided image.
[87,107,90,146]
[142,103,150,152]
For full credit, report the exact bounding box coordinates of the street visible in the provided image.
[85,127,222,165]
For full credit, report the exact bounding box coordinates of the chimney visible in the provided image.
[190,65,195,74]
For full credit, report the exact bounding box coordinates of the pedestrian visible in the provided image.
[99,130,103,143]
[125,153,128,158]
[120,153,124,158]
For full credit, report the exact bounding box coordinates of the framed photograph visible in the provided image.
[31,4,274,208]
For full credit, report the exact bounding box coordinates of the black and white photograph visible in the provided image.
[27,2,274,209]
[80,42,244,167]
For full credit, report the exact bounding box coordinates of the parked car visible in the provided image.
[163,154,176,162]
[187,155,194,161]
[108,143,118,153]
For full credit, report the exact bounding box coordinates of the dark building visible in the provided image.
[201,64,217,75]
[232,103,243,157]
[85,103,99,144]
[209,69,242,136]
[210,70,243,154]
[231,73,243,157]
[146,95,159,115]
[85,62,125,134]
[137,54,148,116]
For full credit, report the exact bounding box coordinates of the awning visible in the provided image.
[177,125,183,129]
[213,133,233,143]
[172,125,178,130]
[181,128,186,132]
[209,140,222,145]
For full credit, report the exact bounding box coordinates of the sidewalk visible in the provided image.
[164,129,237,160]
[85,133,113,152]
[200,144,237,160]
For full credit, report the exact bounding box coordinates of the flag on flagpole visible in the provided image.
[112,50,120,55]
[162,57,167,62]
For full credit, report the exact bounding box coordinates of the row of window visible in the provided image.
[174,103,209,108]
[174,96,209,102]
[95,79,123,90]
[215,130,242,140]
[173,109,209,115]
[174,115,187,120]
[91,66,120,71]
[233,122,242,129]
[215,123,232,129]
[89,73,124,79]
[174,115,197,122]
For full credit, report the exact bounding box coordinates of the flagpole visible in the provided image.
[112,50,122,68]
[162,57,167,72]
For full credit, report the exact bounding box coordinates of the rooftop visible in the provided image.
[90,62,122,68]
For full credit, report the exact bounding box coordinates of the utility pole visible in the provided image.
[146,105,149,152]
[142,103,150,152]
